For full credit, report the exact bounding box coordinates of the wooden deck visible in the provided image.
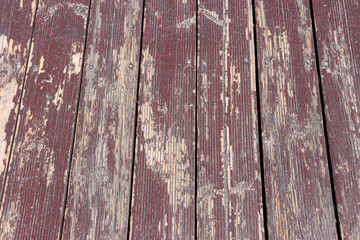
[0,0,359,239]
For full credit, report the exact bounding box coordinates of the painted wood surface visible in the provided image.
[0,0,37,192]
[313,0,360,238]
[62,0,143,239]
[129,0,196,238]
[197,0,263,239]
[0,0,89,239]
[255,0,337,238]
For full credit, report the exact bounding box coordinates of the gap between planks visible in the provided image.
[126,0,146,239]
[195,1,199,240]
[251,0,269,238]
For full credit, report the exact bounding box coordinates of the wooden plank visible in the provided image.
[62,0,143,239]
[129,0,196,238]
[0,0,89,239]
[312,0,360,238]
[197,0,264,239]
[0,0,37,191]
[255,0,338,238]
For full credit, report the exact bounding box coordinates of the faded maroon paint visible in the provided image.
[129,0,196,239]
[62,0,143,239]
[0,0,37,191]
[255,0,337,238]
[313,0,360,238]
[197,0,264,239]
[0,0,89,239]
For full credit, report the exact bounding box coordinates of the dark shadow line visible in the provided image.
[0,0,40,206]
[308,1,342,239]
[195,1,199,239]
[126,0,146,239]
[251,0,269,239]
[58,0,92,239]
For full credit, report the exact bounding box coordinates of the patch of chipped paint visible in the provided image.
[66,3,88,19]
[140,100,191,210]
[26,40,35,71]
[47,3,62,17]
[0,63,12,80]
[0,34,8,52]
[1,35,21,60]
[52,86,64,110]
[198,5,224,26]
[177,16,195,28]
[70,52,82,74]
[38,55,46,74]
[46,156,55,187]
[296,0,308,25]
[256,1,266,29]
[293,1,314,71]
[30,0,37,26]
[0,34,23,179]
[0,199,20,239]
[7,40,22,58]
[197,179,216,238]
[43,2,88,22]
[229,62,241,97]
[0,79,17,175]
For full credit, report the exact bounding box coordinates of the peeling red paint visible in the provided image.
[0,1,90,239]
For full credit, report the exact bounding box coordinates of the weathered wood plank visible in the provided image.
[197,0,264,239]
[0,0,37,191]
[62,0,143,239]
[312,0,360,238]
[129,0,196,238]
[255,0,337,238]
[0,0,89,239]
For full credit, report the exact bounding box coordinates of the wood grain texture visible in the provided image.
[197,0,264,239]
[0,0,37,191]
[62,0,143,239]
[313,0,360,238]
[255,0,337,238]
[0,0,89,239]
[129,0,196,238]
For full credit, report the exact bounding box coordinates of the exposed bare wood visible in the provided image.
[0,1,90,239]
[62,0,143,239]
